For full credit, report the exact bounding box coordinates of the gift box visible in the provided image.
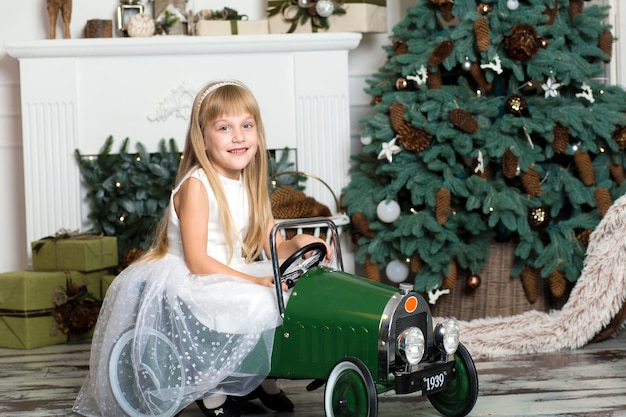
[31,235,118,272]
[195,19,269,36]
[0,270,103,349]
[0,315,68,349]
[268,0,386,34]
[101,274,118,298]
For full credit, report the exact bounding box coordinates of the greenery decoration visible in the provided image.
[267,0,347,33]
[342,0,626,296]
[76,137,303,266]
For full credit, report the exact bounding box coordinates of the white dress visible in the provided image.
[73,167,283,417]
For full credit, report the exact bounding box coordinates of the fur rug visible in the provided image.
[444,193,626,358]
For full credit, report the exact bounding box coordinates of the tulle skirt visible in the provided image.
[73,255,285,417]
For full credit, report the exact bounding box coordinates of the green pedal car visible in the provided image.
[108,217,478,417]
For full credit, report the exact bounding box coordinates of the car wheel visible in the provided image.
[109,328,185,417]
[426,343,479,417]
[324,357,378,417]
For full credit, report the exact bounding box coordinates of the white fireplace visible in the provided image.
[5,33,361,267]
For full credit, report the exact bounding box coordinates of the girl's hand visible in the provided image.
[258,276,288,292]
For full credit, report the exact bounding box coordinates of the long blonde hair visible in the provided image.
[143,81,272,263]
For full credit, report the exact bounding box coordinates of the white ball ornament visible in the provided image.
[127,13,155,37]
[386,259,409,283]
[360,135,372,145]
[315,0,335,18]
[506,0,520,10]
[377,200,401,223]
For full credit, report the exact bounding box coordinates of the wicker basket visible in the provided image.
[430,242,554,321]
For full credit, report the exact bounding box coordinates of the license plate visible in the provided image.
[422,370,448,394]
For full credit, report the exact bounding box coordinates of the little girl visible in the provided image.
[73,80,330,417]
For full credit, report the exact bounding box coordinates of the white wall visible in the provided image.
[0,0,620,272]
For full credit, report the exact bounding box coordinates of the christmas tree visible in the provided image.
[342,0,626,302]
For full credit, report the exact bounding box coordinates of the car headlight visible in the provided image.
[434,318,460,356]
[396,327,425,365]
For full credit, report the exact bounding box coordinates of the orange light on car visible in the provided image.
[404,296,418,313]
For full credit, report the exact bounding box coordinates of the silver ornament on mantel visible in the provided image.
[298,0,315,7]
[315,0,335,18]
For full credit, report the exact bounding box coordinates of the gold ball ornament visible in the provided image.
[528,207,550,229]
[505,95,528,116]
[396,77,409,90]
[465,274,481,292]
[477,3,492,14]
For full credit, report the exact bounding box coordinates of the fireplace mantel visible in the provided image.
[6,33,361,58]
[6,33,361,262]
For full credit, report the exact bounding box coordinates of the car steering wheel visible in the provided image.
[279,242,327,289]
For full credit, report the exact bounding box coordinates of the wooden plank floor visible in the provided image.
[1,330,626,417]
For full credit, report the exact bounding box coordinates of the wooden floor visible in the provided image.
[1,330,626,417]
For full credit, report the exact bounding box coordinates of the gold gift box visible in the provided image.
[195,19,269,36]
[268,1,386,34]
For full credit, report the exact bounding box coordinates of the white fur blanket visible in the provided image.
[446,193,626,358]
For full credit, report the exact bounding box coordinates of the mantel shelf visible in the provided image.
[5,32,362,59]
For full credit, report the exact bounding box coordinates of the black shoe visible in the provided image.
[243,386,295,412]
[196,397,241,417]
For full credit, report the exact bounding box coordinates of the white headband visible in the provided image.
[196,81,244,111]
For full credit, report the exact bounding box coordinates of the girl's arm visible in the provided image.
[175,177,275,288]
[264,217,333,261]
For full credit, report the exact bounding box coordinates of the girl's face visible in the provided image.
[204,111,259,180]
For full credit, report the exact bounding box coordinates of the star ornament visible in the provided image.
[378,137,402,162]
[542,76,561,98]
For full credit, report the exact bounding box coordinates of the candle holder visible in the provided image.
[117,0,144,36]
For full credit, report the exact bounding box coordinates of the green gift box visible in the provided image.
[31,235,118,272]
[101,274,118,298]
[0,270,103,349]
[0,315,67,349]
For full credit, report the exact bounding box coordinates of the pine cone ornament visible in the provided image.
[427,67,443,89]
[594,187,612,217]
[613,125,626,150]
[568,0,584,19]
[469,62,492,92]
[390,103,432,151]
[122,247,144,268]
[610,162,626,185]
[521,266,539,303]
[365,257,381,281]
[598,30,614,62]
[474,17,490,52]
[441,260,457,289]
[449,108,480,134]
[573,150,596,186]
[549,269,567,298]
[552,123,570,154]
[576,229,592,246]
[351,211,375,238]
[410,253,424,274]
[543,3,558,25]
[505,24,541,61]
[520,167,542,197]
[393,40,408,56]
[435,188,451,225]
[428,40,455,67]
[431,0,455,22]
[502,148,519,179]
